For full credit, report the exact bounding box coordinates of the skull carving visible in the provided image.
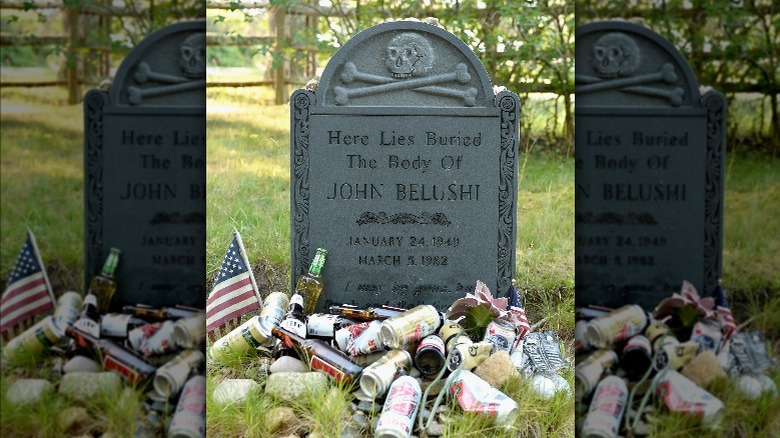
[179,33,206,79]
[385,33,434,78]
[593,33,640,79]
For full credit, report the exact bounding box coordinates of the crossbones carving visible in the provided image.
[577,62,684,106]
[127,33,205,105]
[334,62,477,106]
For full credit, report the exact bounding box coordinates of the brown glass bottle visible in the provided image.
[328,304,406,321]
[121,304,199,321]
[271,325,363,385]
[89,247,120,314]
[274,291,308,358]
[295,247,327,314]
[65,325,156,384]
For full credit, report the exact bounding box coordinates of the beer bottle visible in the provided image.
[271,325,363,385]
[328,304,405,321]
[72,292,101,338]
[274,290,308,358]
[295,247,327,314]
[89,247,120,314]
[65,325,157,384]
[307,313,357,340]
[121,304,199,321]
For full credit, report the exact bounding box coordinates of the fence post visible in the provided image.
[273,6,287,105]
[65,5,79,104]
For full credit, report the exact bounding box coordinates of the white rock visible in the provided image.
[59,372,122,401]
[6,379,54,405]
[63,355,101,373]
[265,372,328,402]
[212,379,260,405]
[269,356,308,374]
[529,374,558,399]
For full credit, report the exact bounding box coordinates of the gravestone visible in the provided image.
[84,21,206,310]
[290,20,519,311]
[575,21,726,310]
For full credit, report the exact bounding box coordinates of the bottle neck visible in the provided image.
[101,248,120,277]
[272,325,306,347]
[307,249,327,276]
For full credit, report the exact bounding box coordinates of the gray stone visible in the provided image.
[269,355,308,374]
[426,421,445,436]
[265,372,328,403]
[59,372,122,401]
[59,407,90,432]
[212,379,260,405]
[290,20,519,311]
[356,399,383,413]
[575,21,726,309]
[5,379,54,405]
[63,355,101,373]
[84,21,206,310]
[352,411,369,428]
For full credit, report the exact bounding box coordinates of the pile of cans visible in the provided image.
[2,291,208,438]
[575,283,778,437]
[209,287,573,437]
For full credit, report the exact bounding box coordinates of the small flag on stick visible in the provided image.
[714,283,737,345]
[206,230,262,340]
[1,229,56,342]
[505,281,532,340]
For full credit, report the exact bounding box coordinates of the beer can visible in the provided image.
[644,321,673,351]
[575,350,619,401]
[621,335,652,380]
[153,349,205,398]
[3,315,65,363]
[575,320,589,354]
[259,292,289,329]
[307,313,355,339]
[138,320,176,357]
[585,305,648,349]
[448,370,519,426]
[173,312,207,349]
[691,320,722,352]
[334,321,371,352]
[654,340,699,371]
[380,305,442,350]
[414,334,446,376]
[447,340,494,371]
[438,321,468,352]
[345,320,383,356]
[375,375,421,438]
[208,316,273,362]
[654,370,724,426]
[359,349,413,398]
[168,375,206,438]
[580,375,628,438]
[128,322,163,352]
[53,291,82,328]
[483,318,517,353]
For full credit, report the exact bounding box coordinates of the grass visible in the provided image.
[1,77,778,437]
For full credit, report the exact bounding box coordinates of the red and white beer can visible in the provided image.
[345,320,383,356]
[580,375,628,438]
[654,370,724,426]
[168,375,206,438]
[375,375,421,438]
[448,370,519,426]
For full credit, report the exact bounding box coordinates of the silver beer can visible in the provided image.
[168,375,206,438]
[173,312,207,349]
[575,349,619,401]
[53,291,82,328]
[585,305,647,349]
[3,315,65,363]
[380,305,441,350]
[208,316,273,362]
[375,375,422,438]
[153,349,205,399]
[359,349,412,398]
[259,292,289,329]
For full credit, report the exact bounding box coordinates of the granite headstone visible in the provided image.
[84,21,206,310]
[290,20,519,311]
[575,21,726,310]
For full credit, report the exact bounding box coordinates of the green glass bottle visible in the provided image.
[90,248,120,314]
[295,247,327,314]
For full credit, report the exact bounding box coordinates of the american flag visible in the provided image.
[206,230,261,340]
[505,282,531,340]
[1,230,55,342]
[714,284,737,344]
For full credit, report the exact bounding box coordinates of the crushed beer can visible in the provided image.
[448,370,519,426]
[728,331,776,375]
[653,369,724,427]
[520,331,570,376]
[375,375,421,438]
[168,375,206,438]
[580,375,627,438]
[447,340,493,371]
